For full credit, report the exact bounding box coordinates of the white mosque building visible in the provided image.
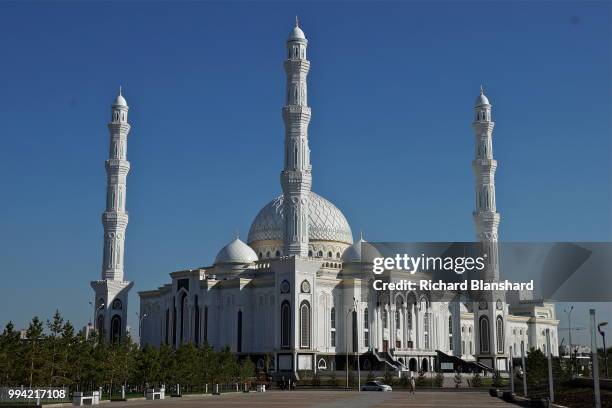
[91,20,559,377]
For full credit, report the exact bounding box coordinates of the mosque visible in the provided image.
[91,20,559,377]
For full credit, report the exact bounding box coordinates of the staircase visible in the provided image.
[373,349,403,370]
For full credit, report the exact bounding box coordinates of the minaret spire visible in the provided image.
[91,88,134,342]
[281,20,311,257]
[471,87,507,369]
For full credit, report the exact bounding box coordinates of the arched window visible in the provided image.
[407,307,413,330]
[194,295,200,344]
[330,307,336,347]
[112,299,122,310]
[97,314,105,336]
[266,251,271,258]
[180,292,188,344]
[382,309,388,329]
[448,315,453,351]
[479,316,490,353]
[275,250,281,257]
[281,301,290,349]
[318,250,323,257]
[308,250,313,257]
[496,316,504,353]
[300,301,311,349]
[363,308,369,348]
[395,309,401,329]
[336,252,341,259]
[317,358,327,370]
[203,306,208,344]
[110,315,121,342]
[328,251,333,258]
[164,308,169,344]
[237,310,243,352]
[424,312,430,349]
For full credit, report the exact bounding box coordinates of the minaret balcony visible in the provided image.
[472,159,497,172]
[105,159,131,174]
[282,106,311,122]
[107,122,131,134]
[472,121,495,134]
[283,60,310,75]
[102,211,129,227]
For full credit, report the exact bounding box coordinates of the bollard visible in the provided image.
[235,383,238,392]
[121,385,125,400]
[176,383,180,396]
[205,384,208,394]
[215,384,219,395]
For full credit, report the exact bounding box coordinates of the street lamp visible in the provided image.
[137,312,148,346]
[597,322,608,378]
[88,301,105,339]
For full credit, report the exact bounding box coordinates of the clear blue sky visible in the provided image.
[0,2,610,344]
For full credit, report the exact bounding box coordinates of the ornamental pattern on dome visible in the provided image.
[247,192,353,245]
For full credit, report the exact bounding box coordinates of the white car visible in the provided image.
[361,381,392,392]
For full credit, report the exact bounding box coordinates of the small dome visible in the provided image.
[342,238,381,263]
[475,88,490,106]
[288,25,306,41]
[214,238,258,265]
[113,88,127,107]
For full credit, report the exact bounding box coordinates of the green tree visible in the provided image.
[526,348,548,396]
[174,344,199,390]
[0,321,21,386]
[45,310,64,386]
[134,345,160,387]
[25,316,45,387]
[157,344,176,386]
[239,358,255,383]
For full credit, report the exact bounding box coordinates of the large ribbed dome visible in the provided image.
[247,192,353,245]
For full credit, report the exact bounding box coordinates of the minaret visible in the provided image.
[91,88,134,342]
[280,17,312,257]
[472,86,500,269]
[471,87,508,370]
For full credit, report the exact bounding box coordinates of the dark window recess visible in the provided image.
[177,279,189,292]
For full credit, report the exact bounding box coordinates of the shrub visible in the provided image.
[383,370,395,386]
[416,371,426,387]
[329,371,339,388]
[348,370,356,387]
[472,372,482,387]
[492,370,504,388]
[434,372,444,388]
[312,371,321,387]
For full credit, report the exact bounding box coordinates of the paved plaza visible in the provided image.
[105,390,509,408]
